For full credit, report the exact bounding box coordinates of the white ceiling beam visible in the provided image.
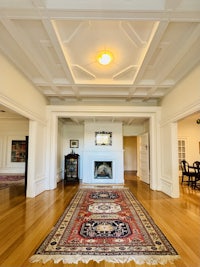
[1,6,200,22]
[71,86,82,101]
[120,22,146,48]
[62,21,89,44]
[146,87,158,96]
[41,18,75,83]
[70,117,80,124]
[41,10,200,22]
[142,87,158,101]
[133,21,169,85]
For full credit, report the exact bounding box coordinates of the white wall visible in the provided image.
[160,64,200,197]
[0,119,29,173]
[83,122,123,151]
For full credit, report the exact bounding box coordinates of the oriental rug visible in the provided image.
[0,175,24,184]
[30,188,179,265]
[0,184,9,190]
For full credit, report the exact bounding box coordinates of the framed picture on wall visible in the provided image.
[11,140,26,162]
[70,140,79,148]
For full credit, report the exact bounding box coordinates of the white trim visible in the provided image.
[0,94,47,124]
[161,99,200,126]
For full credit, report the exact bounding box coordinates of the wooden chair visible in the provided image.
[180,160,196,185]
[192,161,200,189]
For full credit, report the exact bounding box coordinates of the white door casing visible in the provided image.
[139,132,150,184]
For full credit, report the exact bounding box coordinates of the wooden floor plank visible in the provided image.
[0,174,200,267]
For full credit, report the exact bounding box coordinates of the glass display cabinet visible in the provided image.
[64,153,79,182]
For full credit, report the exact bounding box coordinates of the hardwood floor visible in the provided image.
[0,173,200,267]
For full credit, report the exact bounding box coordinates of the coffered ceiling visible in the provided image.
[0,0,200,107]
[0,0,200,126]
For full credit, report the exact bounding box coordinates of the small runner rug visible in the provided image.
[0,175,24,184]
[30,188,179,265]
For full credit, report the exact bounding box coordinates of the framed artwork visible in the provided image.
[95,131,112,146]
[11,140,26,162]
[70,140,79,148]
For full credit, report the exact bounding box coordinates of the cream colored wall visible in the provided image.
[178,119,200,164]
[161,65,200,123]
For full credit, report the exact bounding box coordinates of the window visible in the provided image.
[178,139,186,170]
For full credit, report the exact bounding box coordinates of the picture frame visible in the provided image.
[95,131,112,146]
[70,139,79,148]
[11,140,26,162]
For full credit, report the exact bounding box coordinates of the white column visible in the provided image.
[149,112,161,191]
[46,112,58,190]
[160,122,179,198]
[26,120,47,197]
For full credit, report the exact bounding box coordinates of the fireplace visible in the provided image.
[94,161,112,179]
[82,151,124,184]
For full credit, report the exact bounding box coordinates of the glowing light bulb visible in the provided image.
[98,51,113,65]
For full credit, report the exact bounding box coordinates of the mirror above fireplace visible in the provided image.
[95,131,112,146]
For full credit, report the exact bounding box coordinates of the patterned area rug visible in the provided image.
[0,175,24,184]
[30,188,179,265]
[0,184,9,190]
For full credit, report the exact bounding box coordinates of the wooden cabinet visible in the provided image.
[64,153,79,182]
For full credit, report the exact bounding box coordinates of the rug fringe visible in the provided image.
[79,184,127,189]
[30,254,180,265]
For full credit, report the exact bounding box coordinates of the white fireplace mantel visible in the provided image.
[82,150,124,184]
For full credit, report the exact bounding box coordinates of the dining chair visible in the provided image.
[180,160,196,185]
[192,161,200,189]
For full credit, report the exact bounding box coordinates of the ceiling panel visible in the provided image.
[0,0,199,124]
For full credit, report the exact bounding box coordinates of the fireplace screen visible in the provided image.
[94,161,112,179]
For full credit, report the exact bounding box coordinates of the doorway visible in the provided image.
[139,133,150,184]
[123,136,137,173]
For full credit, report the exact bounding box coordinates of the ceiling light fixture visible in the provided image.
[97,51,113,65]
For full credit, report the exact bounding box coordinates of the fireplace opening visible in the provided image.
[94,161,112,179]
